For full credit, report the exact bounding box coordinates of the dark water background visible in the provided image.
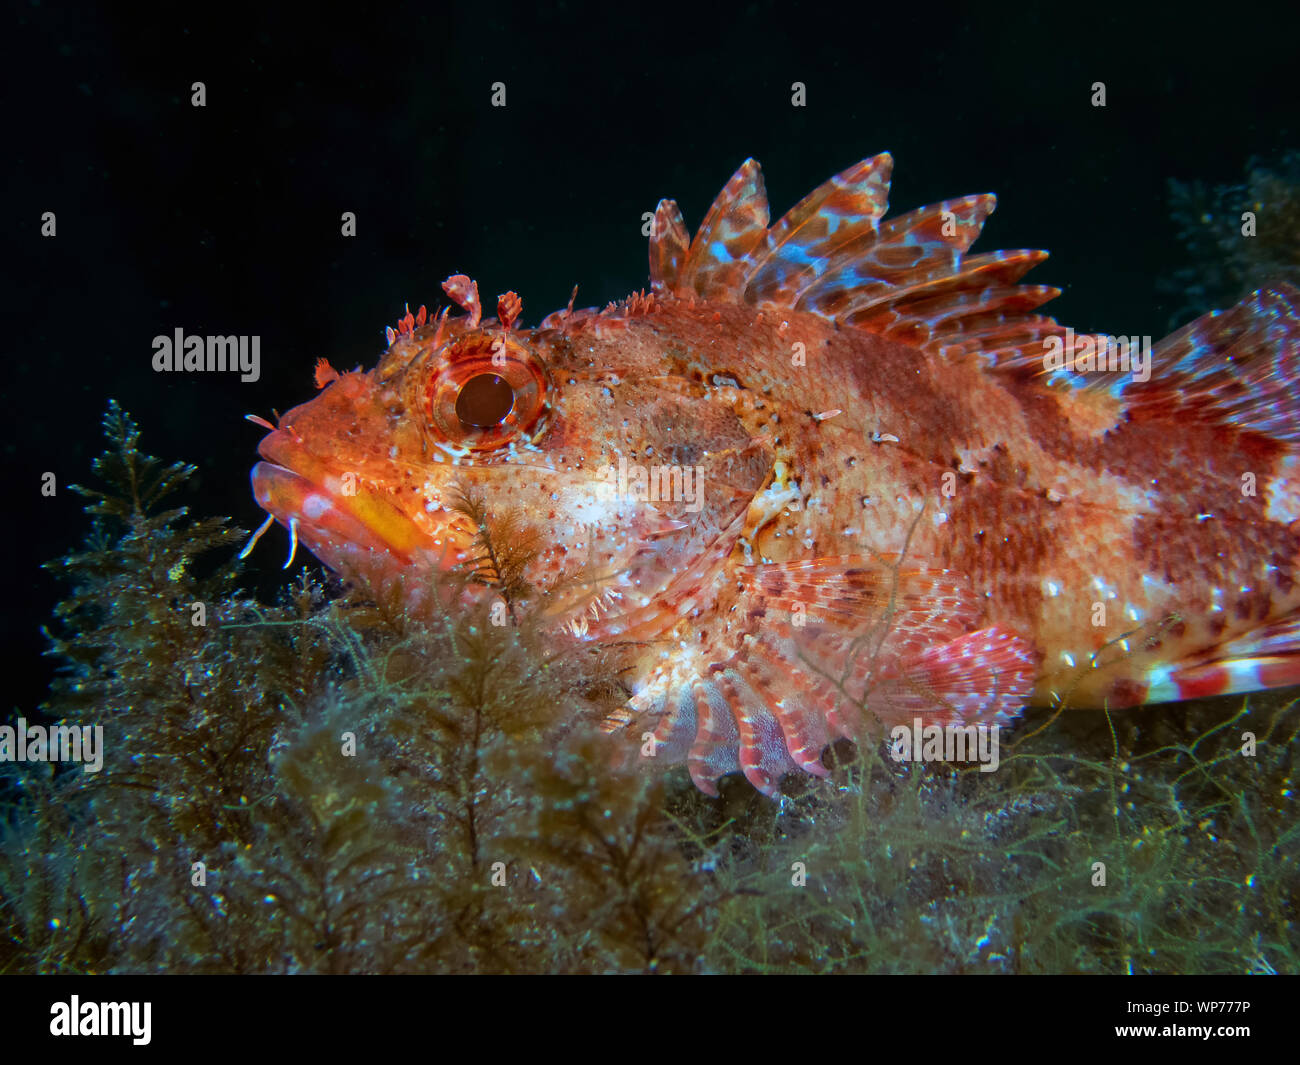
[5,2,1298,714]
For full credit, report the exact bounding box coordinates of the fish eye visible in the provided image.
[456,373,514,429]
[419,332,552,454]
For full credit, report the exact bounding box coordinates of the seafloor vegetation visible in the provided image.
[0,403,1294,974]
[1163,150,1300,327]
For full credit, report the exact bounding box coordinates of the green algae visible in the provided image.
[1164,150,1300,327]
[0,403,1295,973]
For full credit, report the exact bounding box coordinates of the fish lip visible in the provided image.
[255,425,308,473]
[248,459,382,559]
[249,444,445,569]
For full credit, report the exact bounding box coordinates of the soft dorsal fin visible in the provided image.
[1122,284,1300,443]
[648,155,1083,368]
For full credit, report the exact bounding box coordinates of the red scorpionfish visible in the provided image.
[246,154,1300,796]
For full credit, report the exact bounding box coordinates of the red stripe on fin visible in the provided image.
[1150,656,1300,703]
[685,679,742,797]
[1146,611,1300,703]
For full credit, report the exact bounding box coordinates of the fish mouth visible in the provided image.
[250,462,412,566]
[249,434,453,575]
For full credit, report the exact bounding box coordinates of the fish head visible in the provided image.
[250,291,771,628]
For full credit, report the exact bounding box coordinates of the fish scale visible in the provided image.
[247,154,1300,797]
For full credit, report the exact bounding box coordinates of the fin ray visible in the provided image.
[635,557,1036,794]
[648,199,689,292]
[677,159,770,299]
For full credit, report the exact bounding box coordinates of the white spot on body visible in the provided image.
[1091,575,1118,599]
[1264,453,1300,525]
[1144,663,1180,702]
[303,494,333,521]
[1227,658,1263,690]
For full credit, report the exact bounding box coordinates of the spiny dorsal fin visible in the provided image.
[647,154,1080,369]
[747,154,893,306]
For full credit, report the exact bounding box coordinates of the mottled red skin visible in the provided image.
[557,299,1299,710]
[254,292,1298,699]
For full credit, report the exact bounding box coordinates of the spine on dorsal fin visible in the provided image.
[677,158,770,298]
[649,200,689,293]
[648,154,1084,366]
[1122,284,1300,443]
